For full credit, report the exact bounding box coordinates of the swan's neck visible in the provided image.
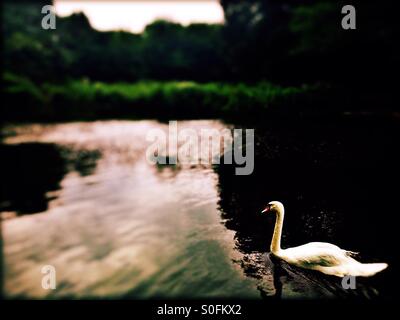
[271,207,284,255]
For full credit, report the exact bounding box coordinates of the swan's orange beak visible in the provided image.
[261,206,270,213]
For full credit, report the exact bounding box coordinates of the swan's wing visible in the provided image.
[295,253,342,267]
[282,243,348,267]
[305,242,341,250]
[306,243,359,258]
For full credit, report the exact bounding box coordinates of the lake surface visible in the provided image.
[1,120,260,299]
[1,119,398,299]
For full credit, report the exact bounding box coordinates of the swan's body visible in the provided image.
[263,201,388,277]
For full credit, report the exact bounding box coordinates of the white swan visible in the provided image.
[262,201,388,277]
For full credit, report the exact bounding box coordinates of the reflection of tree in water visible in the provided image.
[60,147,102,177]
[216,120,399,299]
[0,143,101,215]
[152,161,181,181]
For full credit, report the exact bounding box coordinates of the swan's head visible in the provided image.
[261,201,284,214]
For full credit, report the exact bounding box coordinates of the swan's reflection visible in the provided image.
[269,253,283,299]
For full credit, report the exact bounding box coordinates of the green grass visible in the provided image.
[2,73,319,122]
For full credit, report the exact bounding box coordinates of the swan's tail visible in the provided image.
[351,263,388,277]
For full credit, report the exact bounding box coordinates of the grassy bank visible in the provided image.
[2,73,322,122]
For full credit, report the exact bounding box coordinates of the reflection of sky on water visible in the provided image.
[1,121,258,298]
[1,120,396,299]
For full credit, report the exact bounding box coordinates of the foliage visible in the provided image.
[2,0,398,122]
[2,74,317,121]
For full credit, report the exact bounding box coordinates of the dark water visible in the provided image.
[217,116,399,299]
[0,119,398,299]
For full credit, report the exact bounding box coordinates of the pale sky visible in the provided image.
[54,1,225,34]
